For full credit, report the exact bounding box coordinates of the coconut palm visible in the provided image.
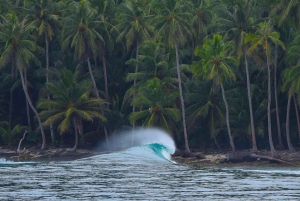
[281,36,300,152]
[61,0,104,99]
[24,0,61,143]
[282,66,299,152]
[61,0,110,143]
[114,0,152,129]
[37,69,106,151]
[151,0,193,153]
[214,0,261,152]
[124,41,178,105]
[245,21,285,157]
[270,0,300,27]
[129,77,180,132]
[186,79,226,150]
[94,0,114,98]
[0,12,47,149]
[192,34,238,152]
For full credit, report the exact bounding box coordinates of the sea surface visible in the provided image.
[1,128,300,200]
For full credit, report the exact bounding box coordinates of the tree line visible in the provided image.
[0,0,299,155]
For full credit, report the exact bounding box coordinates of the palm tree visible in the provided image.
[282,66,299,152]
[94,0,114,98]
[123,41,178,105]
[281,36,300,152]
[151,0,193,153]
[186,79,226,150]
[0,12,47,149]
[245,21,285,157]
[214,0,260,152]
[270,0,300,27]
[187,0,213,57]
[129,77,180,132]
[37,69,106,151]
[192,34,238,152]
[62,0,104,99]
[114,0,152,129]
[25,0,61,143]
[61,0,110,143]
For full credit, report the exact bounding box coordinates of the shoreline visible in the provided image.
[1,146,300,167]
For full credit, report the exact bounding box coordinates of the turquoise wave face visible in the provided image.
[97,128,176,163]
[119,142,175,163]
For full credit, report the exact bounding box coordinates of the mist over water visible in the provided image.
[1,127,300,200]
[99,127,176,154]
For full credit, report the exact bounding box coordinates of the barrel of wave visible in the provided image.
[130,127,176,155]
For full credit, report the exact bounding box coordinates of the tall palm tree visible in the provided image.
[95,0,114,98]
[114,0,152,129]
[187,0,213,56]
[281,35,300,152]
[37,69,106,151]
[123,41,178,105]
[270,0,300,27]
[245,21,285,157]
[0,12,47,149]
[129,77,180,132]
[282,66,299,152]
[151,0,193,153]
[61,0,110,143]
[25,0,61,143]
[192,34,238,152]
[214,0,260,152]
[186,79,226,150]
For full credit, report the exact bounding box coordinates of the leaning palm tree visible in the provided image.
[151,0,193,153]
[245,21,285,157]
[61,0,110,143]
[37,69,106,152]
[281,36,300,152]
[113,0,152,129]
[0,12,47,149]
[192,34,239,152]
[282,66,299,152]
[213,0,261,152]
[25,0,62,143]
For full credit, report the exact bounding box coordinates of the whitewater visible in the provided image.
[1,128,300,200]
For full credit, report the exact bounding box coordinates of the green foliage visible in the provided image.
[37,69,106,133]
[1,0,300,150]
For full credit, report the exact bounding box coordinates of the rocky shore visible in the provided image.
[1,146,300,167]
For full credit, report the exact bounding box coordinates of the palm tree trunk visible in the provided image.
[220,82,235,152]
[87,58,100,98]
[24,68,32,130]
[285,95,295,152]
[245,53,257,152]
[19,67,47,149]
[174,40,190,153]
[9,89,13,130]
[274,45,284,149]
[266,51,278,157]
[45,33,55,144]
[132,40,139,131]
[102,56,108,97]
[87,58,109,144]
[70,116,79,152]
[9,64,14,130]
[293,95,300,142]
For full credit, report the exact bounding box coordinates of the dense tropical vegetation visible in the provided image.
[0,0,300,154]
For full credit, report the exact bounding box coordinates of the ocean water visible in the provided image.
[1,128,300,200]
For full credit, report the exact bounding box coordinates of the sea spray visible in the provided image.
[99,127,176,154]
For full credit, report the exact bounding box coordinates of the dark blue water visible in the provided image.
[1,128,299,200]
